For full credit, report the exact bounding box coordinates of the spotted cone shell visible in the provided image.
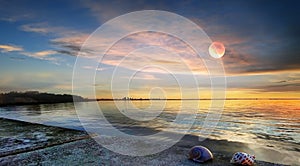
[230,152,255,166]
[188,146,213,163]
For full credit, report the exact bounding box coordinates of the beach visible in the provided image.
[0,118,287,166]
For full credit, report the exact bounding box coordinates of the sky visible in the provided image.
[0,0,299,99]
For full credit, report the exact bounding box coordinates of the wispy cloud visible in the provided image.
[19,22,91,57]
[13,3,300,77]
[22,50,57,58]
[270,74,300,84]
[20,50,59,64]
[51,34,90,56]
[0,43,59,63]
[88,31,212,75]
[20,23,51,34]
[123,74,160,80]
[82,65,105,71]
[0,0,35,22]
[18,50,61,65]
[226,72,300,93]
[191,12,300,75]
[0,15,32,22]
[9,57,26,61]
[255,83,300,93]
[20,22,82,36]
[0,44,23,52]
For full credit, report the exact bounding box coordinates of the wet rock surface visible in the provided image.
[0,118,89,157]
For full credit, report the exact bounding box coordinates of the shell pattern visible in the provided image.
[230,152,255,166]
[188,146,213,163]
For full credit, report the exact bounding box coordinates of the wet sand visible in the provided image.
[0,118,286,165]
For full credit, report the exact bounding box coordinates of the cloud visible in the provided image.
[9,57,26,61]
[0,44,23,52]
[123,74,160,80]
[74,31,210,75]
[19,22,91,58]
[0,1,35,22]
[19,50,60,65]
[82,65,105,71]
[255,83,300,93]
[14,2,300,77]
[190,6,300,75]
[66,8,298,76]
[22,50,57,59]
[0,43,60,63]
[270,73,300,86]
[20,23,50,34]
[20,22,82,36]
[0,15,31,22]
[226,72,300,93]
[23,50,57,58]
[50,34,90,56]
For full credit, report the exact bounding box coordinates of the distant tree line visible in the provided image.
[0,91,87,106]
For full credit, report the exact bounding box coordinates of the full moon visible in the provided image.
[209,42,225,58]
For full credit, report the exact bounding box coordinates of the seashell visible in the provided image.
[230,152,255,166]
[188,145,213,163]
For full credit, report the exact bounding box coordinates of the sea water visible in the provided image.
[0,100,299,164]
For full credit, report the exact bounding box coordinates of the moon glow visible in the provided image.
[209,42,225,58]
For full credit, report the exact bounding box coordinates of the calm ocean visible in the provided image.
[0,100,299,165]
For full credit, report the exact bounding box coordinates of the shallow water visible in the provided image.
[0,100,299,164]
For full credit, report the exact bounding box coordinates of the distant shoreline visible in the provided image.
[0,100,94,107]
[0,91,90,107]
[0,91,298,107]
[2,98,298,107]
[95,98,300,101]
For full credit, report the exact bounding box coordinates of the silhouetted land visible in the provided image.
[0,91,298,106]
[0,91,88,106]
[97,98,300,101]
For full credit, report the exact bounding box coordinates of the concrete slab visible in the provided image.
[0,118,89,158]
[0,118,285,165]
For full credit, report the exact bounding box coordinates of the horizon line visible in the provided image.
[93,98,300,100]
